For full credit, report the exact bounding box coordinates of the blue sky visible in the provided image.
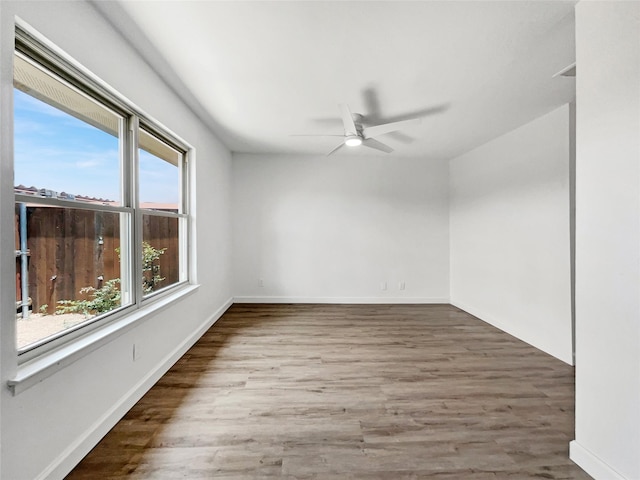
[14,88,178,205]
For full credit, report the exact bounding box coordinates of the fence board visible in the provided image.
[15,206,178,312]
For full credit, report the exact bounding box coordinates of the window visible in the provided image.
[13,30,190,356]
[138,129,186,295]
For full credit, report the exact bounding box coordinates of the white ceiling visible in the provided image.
[95,1,577,158]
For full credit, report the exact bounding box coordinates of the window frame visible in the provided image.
[137,123,190,300]
[14,25,193,362]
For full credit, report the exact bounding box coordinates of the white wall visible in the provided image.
[449,105,573,364]
[232,153,449,303]
[571,2,640,479]
[0,2,232,479]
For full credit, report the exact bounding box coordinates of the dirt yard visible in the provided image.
[16,312,91,349]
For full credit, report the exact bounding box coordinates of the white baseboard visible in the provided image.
[233,296,450,304]
[39,296,234,480]
[570,440,626,480]
[450,299,574,365]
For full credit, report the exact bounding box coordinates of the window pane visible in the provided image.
[15,204,131,350]
[139,129,180,212]
[142,215,180,295]
[13,53,122,205]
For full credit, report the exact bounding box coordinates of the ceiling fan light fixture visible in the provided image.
[345,135,362,147]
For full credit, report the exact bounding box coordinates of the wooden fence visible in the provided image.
[15,205,179,314]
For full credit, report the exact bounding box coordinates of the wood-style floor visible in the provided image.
[67,304,591,479]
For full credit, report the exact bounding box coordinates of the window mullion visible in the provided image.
[129,116,144,308]
[180,154,189,283]
[116,115,132,310]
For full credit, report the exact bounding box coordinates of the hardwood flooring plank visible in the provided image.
[66,304,590,479]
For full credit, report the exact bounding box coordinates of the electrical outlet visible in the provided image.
[259,278,264,287]
[381,281,387,291]
[399,281,406,291]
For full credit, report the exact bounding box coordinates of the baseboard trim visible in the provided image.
[38,296,234,480]
[233,296,450,304]
[450,299,573,365]
[569,440,626,480]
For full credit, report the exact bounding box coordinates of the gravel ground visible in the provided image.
[16,312,91,349]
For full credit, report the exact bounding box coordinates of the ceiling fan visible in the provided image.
[296,104,422,155]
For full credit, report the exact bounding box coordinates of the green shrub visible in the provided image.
[142,241,166,293]
[56,278,121,316]
[56,241,166,316]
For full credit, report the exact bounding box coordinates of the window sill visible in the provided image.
[7,283,199,396]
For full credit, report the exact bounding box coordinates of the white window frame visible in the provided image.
[13,25,193,364]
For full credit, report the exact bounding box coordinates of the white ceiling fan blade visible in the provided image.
[362,138,394,153]
[290,134,344,137]
[327,141,346,156]
[367,103,449,124]
[338,104,358,136]
[363,118,421,139]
